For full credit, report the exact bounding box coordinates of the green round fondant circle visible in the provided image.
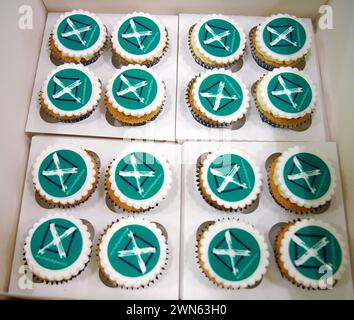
[288,225,342,280]
[198,74,244,116]
[262,17,307,55]
[30,218,83,270]
[117,16,161,55]
[267,72,312,113]
[38,149,88,198]
[107,224,161,277]
[208,227,261,281]
[47,68,93,111]
[114,152,164,200]
[207,153,255,202]
[56,14,101,51]
[283,152,331,200]
[111,68,158,110]
[198,18,241,57]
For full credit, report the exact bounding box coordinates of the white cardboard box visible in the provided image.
[8,135,182,299]
[180,141,353,299]
[25,13,178,142]
[176,14,328,142]
[2,0,354,299]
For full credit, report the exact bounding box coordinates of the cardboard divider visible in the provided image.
[8,135,181,299]
[176,14,327,142]
[25,13,178,142]
[180,141,353,299]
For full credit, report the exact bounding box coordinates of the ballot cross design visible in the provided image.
[292,233,332,269]
[38,223,77,259]
[42,152,78,192]
[210,163,248,193]
[271,75,303,109]
[212,230,251,275]
[117,230,156,274]
[118,154,155,195]
[200,81,238,111]
[121,19,152,50]
[267,25,297,47]
[287,156,321,195]
[203,24,230,51]
[116,74,148,103]
[61,18,92,46]
[52,76,82,103]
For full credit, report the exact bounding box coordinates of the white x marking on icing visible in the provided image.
[287,156,321,195]
[121,19,152,50]
[117,230,156,274]
[267,26,297,47]
[42,152,78,192]
[212,230,251,275]
[52,76,82,103]
[271,75,303,109]
[118,154,155,195]
[210,163,248,193]
[203,24,230,51]
[200,81,238,111]
[292,234,332,268]
[61,18,92,46]
[38,223,77,259]
[116,74,148,103]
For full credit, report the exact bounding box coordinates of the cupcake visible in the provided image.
[33,144,99,207]
[197,149,262,212]
[105,65,165,125]
[253,67,316,128]
[275,219,347,289]
[111,12,168,67]
[250,14,311,70]
[40,64,101,122]
[24,213,92,283]
[186,69,250,127]
[50,10,108,65]
[106,147,171,212]
[98,217,168,288]
[188,14,246,69]
[268,146,336,214]
[197,219,269,289]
